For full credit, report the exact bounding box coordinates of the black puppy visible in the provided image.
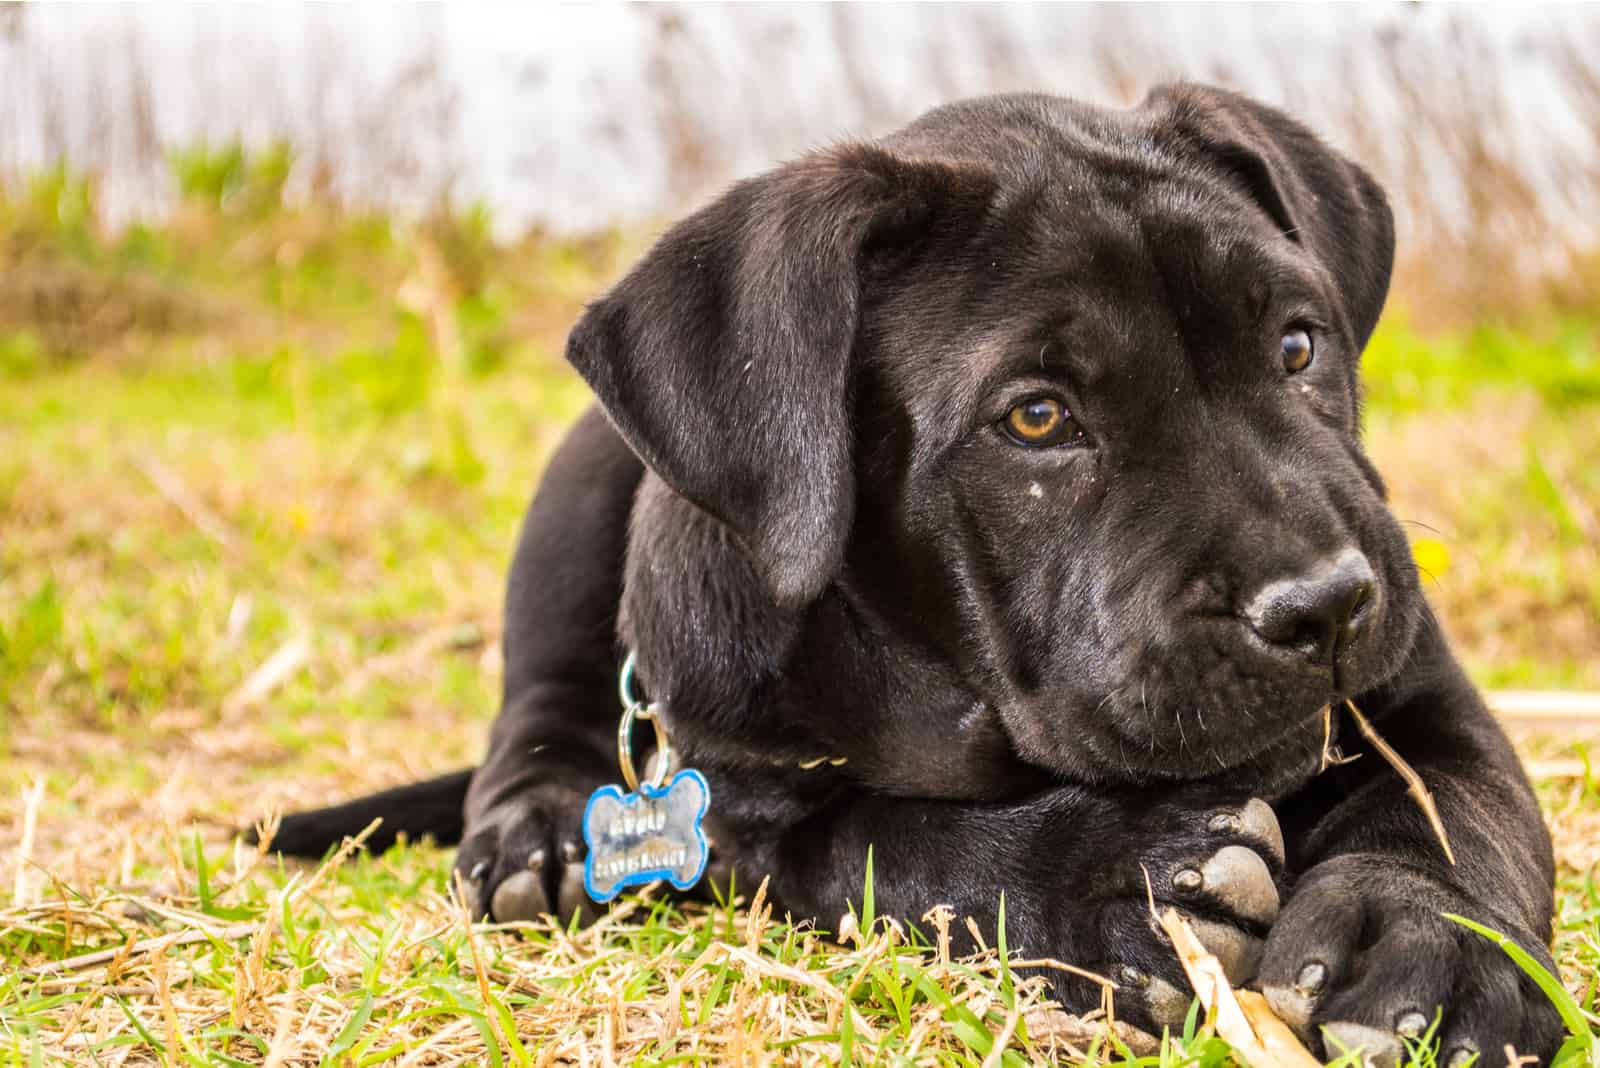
[269,86,1560,1063]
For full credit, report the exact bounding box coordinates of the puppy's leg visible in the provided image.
[1263,615,1561,1066]
[744,783,1288,1036]
[455,403,645,923]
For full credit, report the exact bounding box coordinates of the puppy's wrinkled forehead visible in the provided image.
[867,138,1327,454]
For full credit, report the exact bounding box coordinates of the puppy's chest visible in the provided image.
[671,675,1052,813]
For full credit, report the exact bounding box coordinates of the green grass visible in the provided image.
[2,151,1598,1064]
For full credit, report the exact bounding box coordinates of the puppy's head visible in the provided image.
[569,85,1416,783]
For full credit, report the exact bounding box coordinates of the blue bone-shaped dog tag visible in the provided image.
[582,769,710,903]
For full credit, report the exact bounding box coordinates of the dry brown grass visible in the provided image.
[3,787,1137,1065]
[1366,394,1600,687]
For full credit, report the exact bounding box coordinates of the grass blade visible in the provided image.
[327,991,375,1060]
[861,846,876,934]
[1444,912,1597,1057]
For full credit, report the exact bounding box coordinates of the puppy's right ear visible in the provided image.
[1143,83,1396,351]
[567,145,988,607]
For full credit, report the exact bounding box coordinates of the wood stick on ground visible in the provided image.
[222,633,311,716]
[1487,690,1600,722]
[334,624,474,698]
[1157,908,1321,1068]
[133,452,237,550]
[1345,698,1457,865]
[1524,759,1593,779]
[12,777,44,907]
[22,922,259,979]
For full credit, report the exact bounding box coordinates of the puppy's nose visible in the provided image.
[1242,549,1376,663]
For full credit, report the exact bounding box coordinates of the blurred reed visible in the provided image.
[2,4,1598,327]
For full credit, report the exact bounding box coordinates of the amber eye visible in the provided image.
[1281,329,1314,373]
[1002,397,1080,447]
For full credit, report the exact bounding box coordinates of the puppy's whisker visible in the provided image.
[1396,517,1446,536]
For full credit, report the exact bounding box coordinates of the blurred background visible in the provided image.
[2,3,1598,825]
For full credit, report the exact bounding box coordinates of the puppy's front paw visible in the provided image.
[1070,797,1286,1034]
[1259,854,1563,1067]
[454,783,596,925]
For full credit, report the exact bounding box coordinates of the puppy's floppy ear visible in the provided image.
[1144,83,1396,349]
[568,144,985,607]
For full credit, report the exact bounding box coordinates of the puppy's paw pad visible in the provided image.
[1185,915,1263,984]
[1072,794,1283,1034]
[1234,798,1285,864]
[1204,797,1283,858]
[489,870,549,923]
[453,784,594,925]
[555,839,597,923]
[1114,967,1193,1032]
[1321,1021,1402,1068]
[1262,960,1325,1036]
[1172,844,1279,925]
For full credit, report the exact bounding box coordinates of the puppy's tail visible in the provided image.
[249,769,474,858]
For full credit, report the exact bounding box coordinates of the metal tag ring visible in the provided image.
[616,652,672,792]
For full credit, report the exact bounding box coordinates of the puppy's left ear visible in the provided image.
[1145,83,1396,349]
[568,145,989,607]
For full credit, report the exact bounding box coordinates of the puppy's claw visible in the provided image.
[1295,961,1328,995]
[556,861,598,925]
[1172,867,1204,893]
[1443,1040,1479,1067]
[1263,983,1314,1039]
[489,870,549,923]
[1238,798,1285,865]
[1207,811,1241,834]
[561,840,582,864]
[1199,845,1279,925]
[527,848,546,872]
[1322,1021,1402,1068]
[468,860,489,883]
[1143,975,1193,1031]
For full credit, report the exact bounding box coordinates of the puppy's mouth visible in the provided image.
[1103,570,1421,779]
[1118,691,1332,776]
[1049,635,1401,786]
[990,680,1332,790]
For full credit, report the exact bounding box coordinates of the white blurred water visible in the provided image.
[1,3,1594,238]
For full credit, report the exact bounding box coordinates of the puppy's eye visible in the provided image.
[1002,397,1082,447]
[1281,329,1314,373]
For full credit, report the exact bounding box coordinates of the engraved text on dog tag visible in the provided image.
[582,769,710,903]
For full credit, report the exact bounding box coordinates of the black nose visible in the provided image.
[1242,550,1376,663]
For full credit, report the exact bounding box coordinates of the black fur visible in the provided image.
[265,86,1560,1061]
[264,769,471,856]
